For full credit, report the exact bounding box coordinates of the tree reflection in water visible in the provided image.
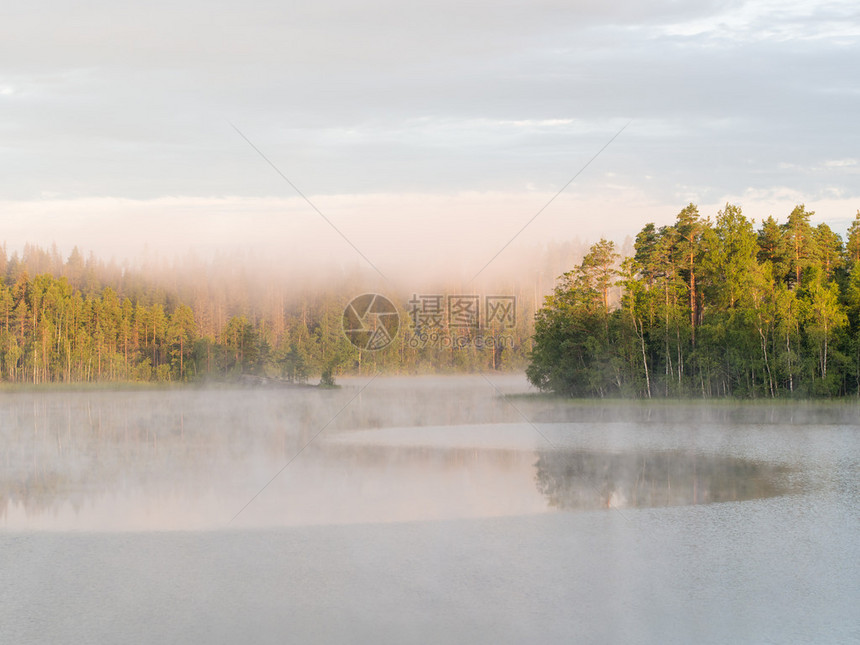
[534,450,795,510]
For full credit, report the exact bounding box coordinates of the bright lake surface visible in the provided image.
[1,375,859,643]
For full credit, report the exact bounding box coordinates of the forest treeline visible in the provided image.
[0,244,534,384]
[527,205,860,398]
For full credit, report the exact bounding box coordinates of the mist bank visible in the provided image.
[4,200,860,395]
[3,376,842,529]
[0,244,544,384]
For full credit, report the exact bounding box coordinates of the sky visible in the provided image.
[1,0,858,285]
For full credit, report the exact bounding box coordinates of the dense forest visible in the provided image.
[7,203,859,395]
[0,244,535,384]
[528,205,860,398]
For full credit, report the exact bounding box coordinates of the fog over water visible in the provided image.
[1,375,858,643]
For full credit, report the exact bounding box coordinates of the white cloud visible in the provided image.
[1,0,858,269]
[5,186,856,284]
[824,158,858,168]
[655,0,860,43]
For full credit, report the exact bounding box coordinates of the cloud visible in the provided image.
[3,186,856,284]
[1,0,858,265]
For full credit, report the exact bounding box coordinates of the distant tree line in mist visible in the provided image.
[0,244,534,384]
[528,205,860,398]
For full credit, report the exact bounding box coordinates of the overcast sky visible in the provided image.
[1,0,858,283]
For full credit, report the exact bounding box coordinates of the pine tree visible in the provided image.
[783,205,817,288]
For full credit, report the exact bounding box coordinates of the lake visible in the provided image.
[1,375,858,643]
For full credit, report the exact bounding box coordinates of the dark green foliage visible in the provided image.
[529,204,860,398]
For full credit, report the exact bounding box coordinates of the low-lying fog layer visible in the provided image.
[0,375,854,530]
[1,376,858,644]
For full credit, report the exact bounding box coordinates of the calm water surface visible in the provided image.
[1,375,858,643]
